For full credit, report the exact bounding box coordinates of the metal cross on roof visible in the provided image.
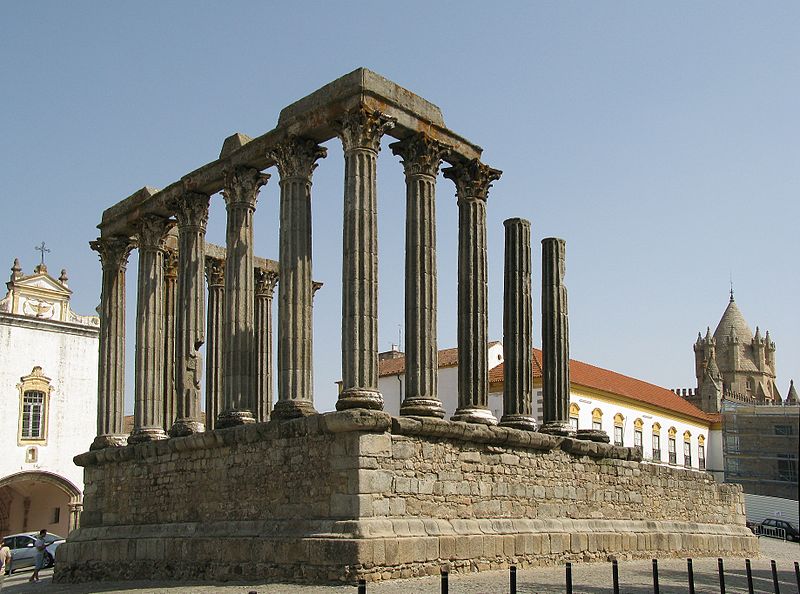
[35,241,50,265]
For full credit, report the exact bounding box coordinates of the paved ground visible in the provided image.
[1,537,797,593]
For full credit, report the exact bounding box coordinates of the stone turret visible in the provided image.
[786,380,798,405]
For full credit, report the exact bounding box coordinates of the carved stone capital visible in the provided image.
[269,136,327,180]
[442,159,502,202]
[164,248,178,279]
[90,236,136,273]
[205,257,225,287]
[135,215,174,252]
[255,267,278,299]
[172,192,210,231]
[334,107,396,153]
[390,133,450,178]
[222,166,270,209]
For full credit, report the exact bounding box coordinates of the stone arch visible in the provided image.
[0,471,82,536]
[0,471,81,501]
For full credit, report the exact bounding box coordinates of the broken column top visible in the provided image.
[98,68,484,238]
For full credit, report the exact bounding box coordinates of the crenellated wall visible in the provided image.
[55,410,755,584]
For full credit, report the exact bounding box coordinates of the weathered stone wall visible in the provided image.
[56,410,755,585]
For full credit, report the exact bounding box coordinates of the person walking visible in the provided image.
[0,540,10,590]
[28,529,47,583]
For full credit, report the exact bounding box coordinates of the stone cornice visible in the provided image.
[0,312,100,337]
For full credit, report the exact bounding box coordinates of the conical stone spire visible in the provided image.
[786,380,798,405]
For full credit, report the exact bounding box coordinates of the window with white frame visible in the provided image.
[22,391,45,439]
[17,366,52,444]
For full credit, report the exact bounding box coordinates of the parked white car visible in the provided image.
[2,532,65,574]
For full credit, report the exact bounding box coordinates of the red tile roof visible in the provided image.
[379,343,499,377]
[490,348,718,423]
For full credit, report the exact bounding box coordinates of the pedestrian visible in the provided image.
[0,540,10,589]
[29,529,47,583]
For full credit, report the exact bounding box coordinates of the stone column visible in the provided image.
[499,218,537,431]
[204,257,225,431]
[443,159,502,425]
[170,192,210,436]
[67,499,82,534]
[129,214,174,443]
[218,166,269,428]
[390,133,448,418]
[89,235,135,450]
[162,248,178,431]
[254,267,278,422]
[540,237,574,436]
[334,107,395,411]
[269,137,327,420]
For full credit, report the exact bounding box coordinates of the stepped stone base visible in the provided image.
[55,410,756,585]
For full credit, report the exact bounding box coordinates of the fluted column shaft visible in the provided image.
[218,167,269,428]
[204,257,225,431]
[170,192,210,436]
[89,236,134,450]
[269,137,327,420]
[540,237,574,436]
[254,267,278,422]
[130,215,174,443]
[391,134,447,418]
[443,160,502,425]
[500,218,537,431]
[335,108,395,411]
[162,249,178,431]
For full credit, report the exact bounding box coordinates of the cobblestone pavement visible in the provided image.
[2,538,797,594]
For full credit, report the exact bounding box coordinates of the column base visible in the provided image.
[400,397,445,418]
[127,427,168,444]
[576,428,610,443]
[216,410,256,429]
[451,407,498,426]
[499,414,538,431]
[271,399,318,421]
[539,421,576,437]
[90,434,128,450]
[169,419,205,438]
[336,388,384,411]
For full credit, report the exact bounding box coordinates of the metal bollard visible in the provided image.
[566,562,573,594]
[510,565,517,594]
[745,559,754,594]
[441,569,448,594]
[652,558,660,594]
[718,558,726,594]
[687,558,695,594]
[612,559,620,594]
[771,559,780,594]
[357,578,366,594]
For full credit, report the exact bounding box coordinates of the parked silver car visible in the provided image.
[2,532,65,574]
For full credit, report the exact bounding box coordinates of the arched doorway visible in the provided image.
[0,471,81,539]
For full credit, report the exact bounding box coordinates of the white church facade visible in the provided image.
[0,258,99,538]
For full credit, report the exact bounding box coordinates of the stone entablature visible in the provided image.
[57,410,755,584]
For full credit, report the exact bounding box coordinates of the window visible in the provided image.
[16,366,52,444]
[698,445,706,470]
[569,403,580,432]
[683,440,692,467]
[652,423,661,460]
[634,430,642,448]
[22,391,45,439]
[613,413,624,446]
[570,416,578,432]
[775,425,794,436]
[777,454,797,482]
[726,457,740,475]
[668,438,677,464]
[51,507,60,524]
[592,409,603,431]
[25,447,37,463]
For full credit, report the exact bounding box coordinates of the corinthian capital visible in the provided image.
[222,166,270,209]
[269,136,328,180]
[442,159,502,202]
[255,267,278,298]
[90,236,136,273]
[205,257,225,287]
[164,248,178,279]
[135,215,174,251]
[334,107,396,153]
[172,192,210,231]
[390,133,450,178]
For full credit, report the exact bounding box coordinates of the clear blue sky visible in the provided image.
[1,2,797,414]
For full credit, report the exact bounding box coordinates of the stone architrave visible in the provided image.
[218,166,269,428]
[162,248,178,432]
[89,236,135,450]
[390,133,448,418]
[204,257,225,431]
[334,107,395,412]
[254,267,278,423]
[129,214,174,444]
[170,192,210,436]
[499,218,537,431]
[540,237,574,436]
[268,137,327,420]
[442,159,502,425]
